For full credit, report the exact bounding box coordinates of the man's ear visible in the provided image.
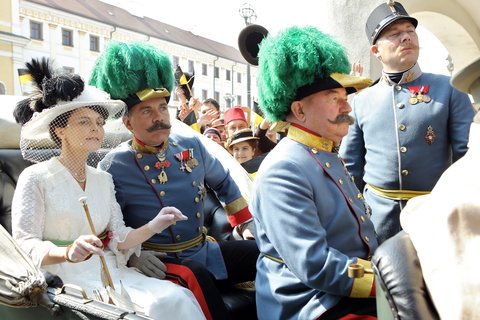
[123,115,134,133]
[289,101,307,123]
[55,127,65,140]
[371,44,381,61]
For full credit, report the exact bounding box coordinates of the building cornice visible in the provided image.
[0,31,30,46]
[20,5,112,37]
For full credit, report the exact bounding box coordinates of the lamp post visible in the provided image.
[224,93,235,108]
[446,54,454,75]
[239,3,257,25]
[239,3,256,108]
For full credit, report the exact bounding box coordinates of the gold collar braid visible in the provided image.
[131,137,169,154]
[287,124,335,153]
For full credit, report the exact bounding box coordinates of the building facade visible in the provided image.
[0,0,257,111]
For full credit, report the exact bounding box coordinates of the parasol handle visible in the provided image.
[79,196,115,291]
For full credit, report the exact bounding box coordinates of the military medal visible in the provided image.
[416,93,424,102]
[408,86,420,105]
[197,183,207,201]
[408,85,431,105]
[186,149,199,170]
[175,149,197,173]
[424,126,436,145]
[155,149,170,184]
[419,86,431,103]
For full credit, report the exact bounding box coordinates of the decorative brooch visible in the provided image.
[424,126,436,145]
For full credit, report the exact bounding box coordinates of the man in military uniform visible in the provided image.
[90,41,258,320]
[401,57,480,319]
[251,26,378,320]
[339,1,474,243]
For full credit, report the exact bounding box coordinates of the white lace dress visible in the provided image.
[12,157,205,319]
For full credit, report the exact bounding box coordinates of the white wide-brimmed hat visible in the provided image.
[21,85,126,141]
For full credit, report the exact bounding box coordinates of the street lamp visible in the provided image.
[224,93,235,108]
[446,54,454,75]
[239,3,256,108]
[238,3,257,25]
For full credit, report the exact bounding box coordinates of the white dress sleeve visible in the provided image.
[12,166,56,267]
[104,173,141,266]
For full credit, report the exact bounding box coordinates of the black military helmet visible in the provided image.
[366,1,418,45]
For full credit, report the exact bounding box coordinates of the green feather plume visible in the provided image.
[257,26,351,121]
[89,41,174,100]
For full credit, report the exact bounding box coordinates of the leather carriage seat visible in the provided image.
[372,230,440,319]
[0,149,256,319]
[0,149,31,234]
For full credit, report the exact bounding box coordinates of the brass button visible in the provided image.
[159,191,166,196]
[196,212,201,219]
[399,124,406,131]
[397,103,405,109]
[311,148,318,154]
[175,235,181,241]
[401,169,409,176]
[338,178,344,185]
[348,197,353,203]
[351,176,355,183]
[151,178,157,184]
[364,235,369,242]
[400,146,407,153]
[360,215,365,222]
[395,85,402,91]
[357,193,363,200]
[136,153,143,159]
[194,197,199,203]
[325,162,331,168]
[192,181,197,187]
[144,165,150,171]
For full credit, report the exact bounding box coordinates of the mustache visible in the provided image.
[400,43,420,50]
[146,121,171,132]
[328,114,355,125]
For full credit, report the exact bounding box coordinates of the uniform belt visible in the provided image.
[143,226,208,253]
[367,184,430,201]
[262,253,285,264]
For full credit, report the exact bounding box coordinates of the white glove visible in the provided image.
[147,206,188,234]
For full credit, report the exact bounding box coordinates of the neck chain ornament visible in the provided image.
[131,137,171,184]
[58,156,86,183]
[154,141,170,184]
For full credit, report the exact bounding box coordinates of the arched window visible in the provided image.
[0,82,6,95]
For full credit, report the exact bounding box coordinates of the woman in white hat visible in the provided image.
[11,58,205,319]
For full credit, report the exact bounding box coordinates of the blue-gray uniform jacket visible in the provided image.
[339,64,474,243]
[250,124,378,320]
[99,132,251,279]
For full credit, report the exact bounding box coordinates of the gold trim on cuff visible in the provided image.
[224,197,248,215]
[350,258,374,297]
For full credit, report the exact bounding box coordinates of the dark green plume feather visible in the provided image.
[89,41,174,100]
[257,26,351,122]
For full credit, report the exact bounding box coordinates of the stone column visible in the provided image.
[48,23,57,59]
[78,30,86,75]
[323,0,383,79]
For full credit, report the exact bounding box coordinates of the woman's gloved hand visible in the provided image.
[147,206,188,234]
